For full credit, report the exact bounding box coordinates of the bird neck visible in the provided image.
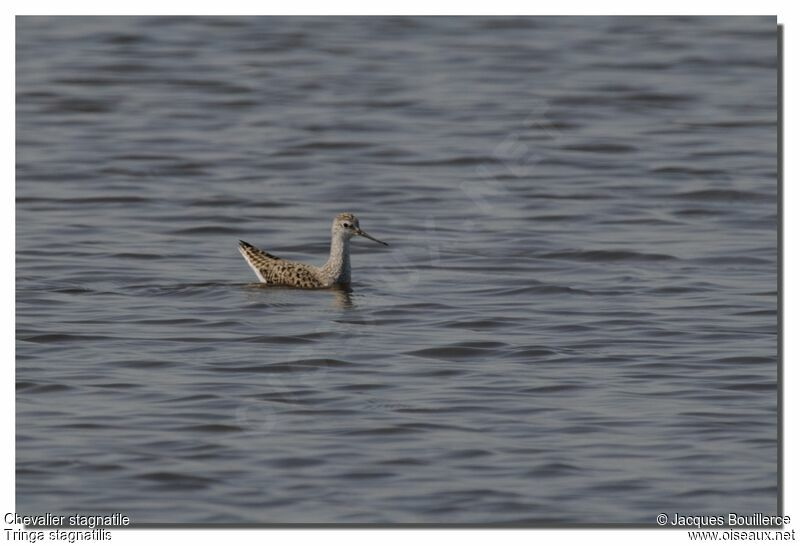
[322,234,351,283]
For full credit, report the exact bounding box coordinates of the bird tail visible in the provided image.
[238,240,280,260]
[238,240,282,283]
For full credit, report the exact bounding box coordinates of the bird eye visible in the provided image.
[343,223,350,228]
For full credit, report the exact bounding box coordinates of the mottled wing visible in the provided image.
[262,260,327,288]
[238,240,325,288]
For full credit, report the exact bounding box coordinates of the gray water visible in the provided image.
[16,16,778,525]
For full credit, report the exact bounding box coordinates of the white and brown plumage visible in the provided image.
[238,213,388,288]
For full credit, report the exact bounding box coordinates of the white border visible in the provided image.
[3,6,14,539]
[0,1,793,15]
[4,4,796,546]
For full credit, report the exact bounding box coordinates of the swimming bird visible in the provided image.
[238,213,388,288]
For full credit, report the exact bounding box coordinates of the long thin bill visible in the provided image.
[356,229,388,246]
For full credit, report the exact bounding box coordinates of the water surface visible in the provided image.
[16,16,778,524]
